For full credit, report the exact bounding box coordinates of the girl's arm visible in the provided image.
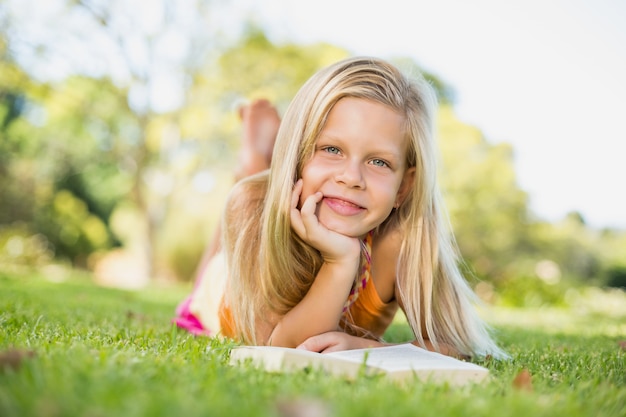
[269,257,360,347]
[297,227,466,359]
[268,180,362,347]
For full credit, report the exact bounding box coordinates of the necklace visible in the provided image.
[342,231,373,312]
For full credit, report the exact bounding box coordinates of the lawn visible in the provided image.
[1,270,624,417]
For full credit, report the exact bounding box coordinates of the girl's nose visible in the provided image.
[335,160,365,189]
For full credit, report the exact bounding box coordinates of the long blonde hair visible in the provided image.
[224,56,505,358]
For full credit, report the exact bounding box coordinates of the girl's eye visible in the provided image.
[323,146,340,154]
[370,159,389,168]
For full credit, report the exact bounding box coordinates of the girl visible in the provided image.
[175,56,505,359]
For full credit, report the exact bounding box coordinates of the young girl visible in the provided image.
[175,56,505,359]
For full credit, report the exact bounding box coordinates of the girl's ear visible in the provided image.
[395,167,416,208]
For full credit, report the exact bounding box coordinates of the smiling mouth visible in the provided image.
[323,197,365,215]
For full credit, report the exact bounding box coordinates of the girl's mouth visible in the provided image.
[323,197,365,216]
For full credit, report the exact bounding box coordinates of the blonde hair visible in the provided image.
[224,56,505,358]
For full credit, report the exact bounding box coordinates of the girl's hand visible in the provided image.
[297,331,384,353]
[290,179,361,264]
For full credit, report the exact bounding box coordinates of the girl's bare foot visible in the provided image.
[235,99,281,180]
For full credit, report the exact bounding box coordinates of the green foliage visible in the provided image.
[605,265,626,289]
[438,105,532,281]
[0,224,53,269]
[0,37,42,226]
[0,74,133,264]
[37,190,112,265]
[1,273,624,417]
[494,276,568,308]
[527,216,605,285]
[216,26,349,106]
[435,105,625,291]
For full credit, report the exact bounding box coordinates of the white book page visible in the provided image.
[327,344,485,371]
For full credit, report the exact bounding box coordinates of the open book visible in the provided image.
[229,343,489,386]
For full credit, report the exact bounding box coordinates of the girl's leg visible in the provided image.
[235,98,281,181]
[174,99,281,333]
[204,99,280,262]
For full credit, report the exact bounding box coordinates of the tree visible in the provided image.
[0,34,36,225]
[0,0,221,277]
[437,104,533,282]
[0,31,124,265]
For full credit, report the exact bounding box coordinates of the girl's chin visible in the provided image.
[319,220,368,239]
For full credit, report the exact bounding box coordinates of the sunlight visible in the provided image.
[483,287,626,338]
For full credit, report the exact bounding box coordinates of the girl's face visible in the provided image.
[299,97,415,238]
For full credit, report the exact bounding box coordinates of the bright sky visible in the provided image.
[223,0,626,229]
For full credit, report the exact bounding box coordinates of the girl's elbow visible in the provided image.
[266,322,299,348]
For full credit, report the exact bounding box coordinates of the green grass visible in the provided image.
[1,270,624,417]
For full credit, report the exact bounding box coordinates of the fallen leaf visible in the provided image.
[276,398,332,417]
[126,310,147,321]
[512,368,533,392]
[0,348,36,372]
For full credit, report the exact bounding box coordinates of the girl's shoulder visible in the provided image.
[370,226,404,304]
[225,171,269,217]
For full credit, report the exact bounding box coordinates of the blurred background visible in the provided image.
[1,0,625,306]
